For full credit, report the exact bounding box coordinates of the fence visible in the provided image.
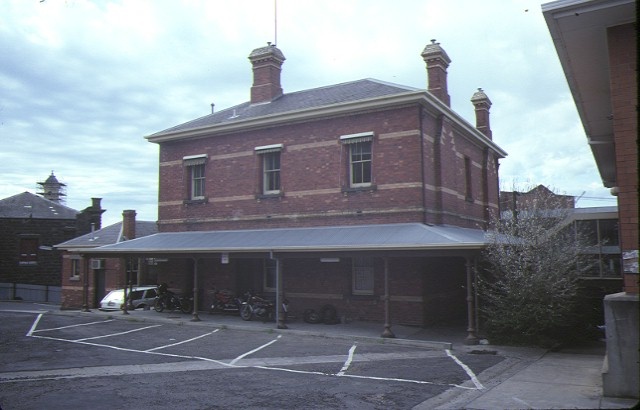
[0,283,61,303]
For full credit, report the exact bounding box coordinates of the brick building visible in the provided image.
[55,210,158,309]
[85,41,507,340]
[0,173,104,301]
[544,0,637,398]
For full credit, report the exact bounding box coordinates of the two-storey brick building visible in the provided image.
[87,41,506,340]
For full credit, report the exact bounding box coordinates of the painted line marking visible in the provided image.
[446,349,485,390]
[19,333,482,391]
[27,334,232,367]
[145,329,219,352]
[17,313,485,391]
[31,319,115,333]
[72,324,161,342]
[25,313,43,337]
[229,335,281,366]
[337,343,357,376]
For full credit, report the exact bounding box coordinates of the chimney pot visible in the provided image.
[471,88,493,139]
[421,40,451,106]
[248,43,286,104]
[122,209,136,241]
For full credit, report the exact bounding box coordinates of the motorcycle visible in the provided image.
[239,292,275,322]
[154,286,192,314]
[209,288,242,314]
[240,291,289,322]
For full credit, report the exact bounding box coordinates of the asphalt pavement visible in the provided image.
[2,301,638,409]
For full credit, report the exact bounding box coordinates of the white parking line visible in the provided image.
[18,313,485,391]
[31,319,115,333]
[337,343,357,376]
[25,313,43,337]
[445,349,485,390]
[73,324,161,342]
[145,329,220,352]
[229,335,281,366]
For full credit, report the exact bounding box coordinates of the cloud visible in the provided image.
[0,0,617,227]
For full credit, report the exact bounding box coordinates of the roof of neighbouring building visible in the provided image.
[0,191,78,220]
[55,220,158,249]
[150,78,420,137]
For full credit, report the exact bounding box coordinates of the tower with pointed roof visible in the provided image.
[37,171,66,203]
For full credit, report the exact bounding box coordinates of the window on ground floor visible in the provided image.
[71,258,81,279]
[264,259,277,292]
[352,257,374,295]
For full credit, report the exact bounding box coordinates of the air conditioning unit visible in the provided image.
[91,259,105,270]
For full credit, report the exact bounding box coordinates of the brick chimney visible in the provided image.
[249,43,286,104]
[122,210,136,241]
[422,40,451,106]
[471,88,492,139]
[76,197,105,235]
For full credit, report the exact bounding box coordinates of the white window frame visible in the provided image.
[255,144,283,195]
[71,257,81,279]
[340,132,373,188]
[190,164,205,199]
[183,154,207,200]
[352,257,374,295]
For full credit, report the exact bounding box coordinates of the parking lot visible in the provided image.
[0,305,505,409]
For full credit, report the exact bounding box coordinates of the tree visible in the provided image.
[479,186,594,347]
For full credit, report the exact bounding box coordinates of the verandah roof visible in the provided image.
[81,223,489,256]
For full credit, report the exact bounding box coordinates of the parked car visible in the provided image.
[98,286,158,311]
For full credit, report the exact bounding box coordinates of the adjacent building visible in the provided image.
[0,173,104,302]
[544,0,638,398]
[55,210,158,309]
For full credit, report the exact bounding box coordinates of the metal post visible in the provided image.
[82,257,90,312]
[381,257,395,338]
[191,258,201,322]
[122,257,129,315]
[275,255,287,329]
[465,257,478,345]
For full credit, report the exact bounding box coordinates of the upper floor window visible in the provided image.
[341,132,373,188]
[183,154,207,200]
[19,237,38,266]
[255,144,283,195]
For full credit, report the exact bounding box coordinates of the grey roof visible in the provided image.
[83,223,489,255]
[0,191,78,220]
[56,221,158,249]
[151,79,419,136]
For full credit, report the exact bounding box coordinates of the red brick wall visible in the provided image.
[608,23,638,293]
[150,254,469,327]
[157,104,499,232]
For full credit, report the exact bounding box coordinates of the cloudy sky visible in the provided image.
[0,0,617,227]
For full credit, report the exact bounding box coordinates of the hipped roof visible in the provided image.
[0,191,77,220]
[81,223,489,256]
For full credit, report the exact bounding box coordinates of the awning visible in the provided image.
[80,223,489,256]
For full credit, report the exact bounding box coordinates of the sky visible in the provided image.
[0,0,618,227]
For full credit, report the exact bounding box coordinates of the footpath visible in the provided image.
[3,301,638,409]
